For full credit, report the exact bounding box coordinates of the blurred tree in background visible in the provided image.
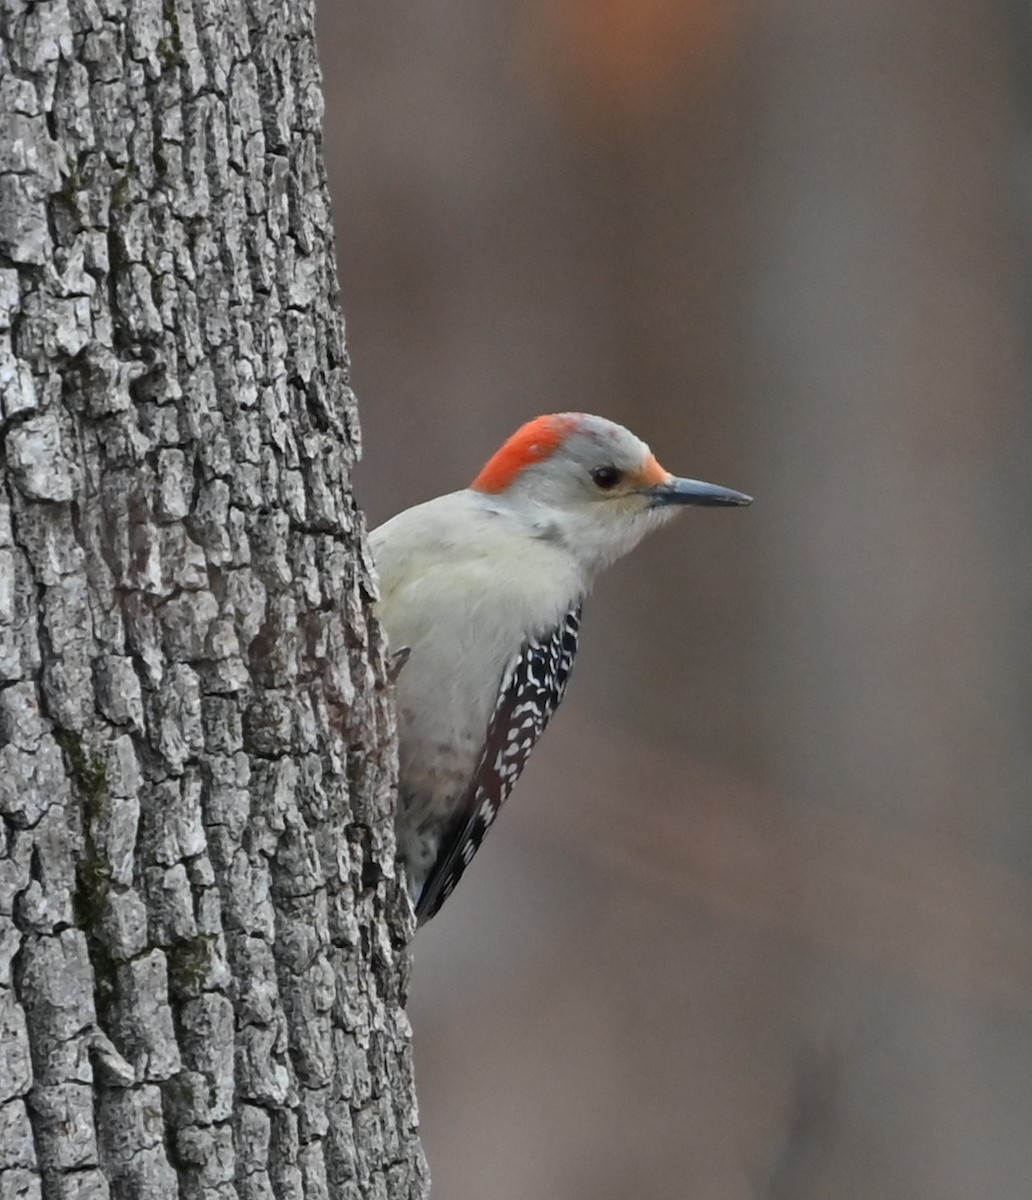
[320,1,1032,1197]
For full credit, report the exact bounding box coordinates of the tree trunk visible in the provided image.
[0,2,427,1198]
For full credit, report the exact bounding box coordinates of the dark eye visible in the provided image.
[590,466,624,491]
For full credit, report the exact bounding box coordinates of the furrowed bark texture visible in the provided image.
[0,2,427,1198]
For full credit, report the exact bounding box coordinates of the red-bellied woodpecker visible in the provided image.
[371,413,751,924]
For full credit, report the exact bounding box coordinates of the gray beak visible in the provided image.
[647,477,753,508]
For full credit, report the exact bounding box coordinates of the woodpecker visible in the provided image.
[370,413,751,924]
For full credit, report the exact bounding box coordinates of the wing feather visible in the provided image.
[414,606,581,923]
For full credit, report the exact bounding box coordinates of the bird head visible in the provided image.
[469,413,751,576]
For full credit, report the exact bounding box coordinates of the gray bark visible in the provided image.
[0,2,427,1198]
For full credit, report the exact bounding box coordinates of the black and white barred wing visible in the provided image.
[414,606,582,923]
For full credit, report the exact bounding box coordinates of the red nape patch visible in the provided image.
[470,414,584,493]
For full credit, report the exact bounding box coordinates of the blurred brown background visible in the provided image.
[317,3,1032,1196]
